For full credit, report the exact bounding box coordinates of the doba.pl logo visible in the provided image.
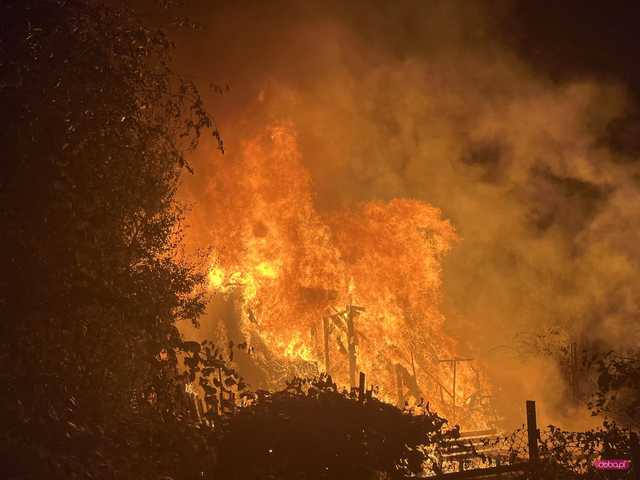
[593,459,631,470]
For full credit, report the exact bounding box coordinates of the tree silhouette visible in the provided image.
[1,1,220,477]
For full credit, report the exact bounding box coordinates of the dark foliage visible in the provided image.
[0,4,451,479]
[588,351,640,429]
[494,421,633,480]
[536,420,632,479]
[0,0,221,478]
[213,375,452,480]
[184,340,255,418]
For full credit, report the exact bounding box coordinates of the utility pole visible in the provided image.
[438,357,473,425]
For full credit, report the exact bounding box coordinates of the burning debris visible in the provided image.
[185,124,494,429]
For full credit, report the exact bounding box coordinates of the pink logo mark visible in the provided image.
[593,459,631,470]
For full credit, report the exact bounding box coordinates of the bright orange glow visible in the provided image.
[283,332,314,362]
[197,124,492,428]
[208,266,225,289]
[255,260,279,279]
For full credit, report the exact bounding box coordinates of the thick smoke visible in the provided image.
[174,0,640,429]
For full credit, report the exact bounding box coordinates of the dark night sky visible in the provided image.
[507,1,640,157]
[509,2,640,90]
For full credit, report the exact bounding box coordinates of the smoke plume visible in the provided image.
[173,0,640,429]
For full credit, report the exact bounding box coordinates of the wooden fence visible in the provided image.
[429,400,640,480]
[425,400,538,479]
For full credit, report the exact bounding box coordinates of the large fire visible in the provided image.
[187,124,493,429]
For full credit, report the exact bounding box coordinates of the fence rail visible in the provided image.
[429,463,529,480]
[427,400,640,480]
[425,400,539,479]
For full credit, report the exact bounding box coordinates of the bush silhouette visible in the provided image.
[214,375,451,480]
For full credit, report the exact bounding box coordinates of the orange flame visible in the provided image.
[192,124,492,428]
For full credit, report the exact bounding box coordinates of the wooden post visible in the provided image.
[526,400,539,464]
[323,316,331,375]
[346,308,357,389]
[631,431,640,480]
[359,371,366,402]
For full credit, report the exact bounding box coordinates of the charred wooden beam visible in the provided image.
[358,371,366,402]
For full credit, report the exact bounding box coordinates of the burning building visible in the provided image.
[181,124,495,429]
